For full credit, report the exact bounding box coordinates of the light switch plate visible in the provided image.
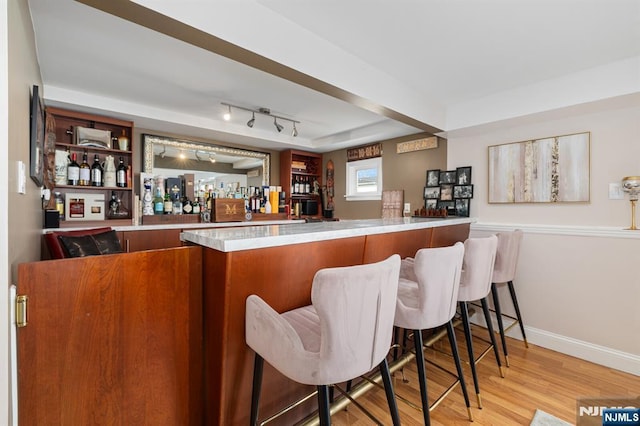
[17,161,26,194]
[609,183,624,199]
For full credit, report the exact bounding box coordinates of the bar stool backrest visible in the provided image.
[395,242,465,330]
[311,254,401,380]
[458,235,498,302]
[492,230,523,284]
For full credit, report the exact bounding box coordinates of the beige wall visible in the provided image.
[323,133,448,219]
[448,96,640,369]
[8,0,43,275]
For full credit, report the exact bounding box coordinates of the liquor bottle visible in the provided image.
[305,177,311,194]
[116,156,127,188]
[67,152,80,186]
[172,193,183,215]
[54,191,64,219]
[182,196,193,214]
[79,152,90,186]
[153,186,164,215]
[163,192,173,214]
[90,154,103,186]
[264,188,272,214]
[293,175,300,194]
[192,198,201,215]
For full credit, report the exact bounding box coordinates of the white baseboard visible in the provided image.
[469,312,640,376]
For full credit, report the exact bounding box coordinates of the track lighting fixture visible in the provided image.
[274,117,284,132]
[179,150,186,159]
[209,154,216,163]
[221,102,300,136]
[195,151,203,162]
[159,146,166,158]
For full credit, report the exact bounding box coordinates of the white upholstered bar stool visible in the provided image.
[457,235,503,409]
[394,242,473,425]
[245,255,402,426]
[491,229,528,367]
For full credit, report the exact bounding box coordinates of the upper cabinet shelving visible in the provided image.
[280,149,323,218]
[46,107,135,228]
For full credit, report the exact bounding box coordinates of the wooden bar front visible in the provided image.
[202,222,470,424]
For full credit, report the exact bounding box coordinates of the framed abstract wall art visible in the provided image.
[488,132,590,203]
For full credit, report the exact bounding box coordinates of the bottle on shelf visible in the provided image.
[172,193,183,215]
[103,155,116,187]
[163,192,173,214]
[153,186,164,215]
[67,153,80,186]
[54,192,64,220]
[117,129,129,151]
[294,175,300,194]
[78,152,90,186]
[182,196,193,214]
[116,156,127,188]
[90,154,103,187]
[192,198,201,215]
[264,187,272,214]
[305,177,311,194]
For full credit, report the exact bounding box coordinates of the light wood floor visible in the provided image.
[329,325,639,425]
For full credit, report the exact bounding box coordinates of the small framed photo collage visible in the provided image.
[424,167,473,217]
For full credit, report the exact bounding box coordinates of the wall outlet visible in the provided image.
[403,202,411,213]
[609,183,624,200]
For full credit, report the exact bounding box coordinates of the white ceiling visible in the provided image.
[28,0,640,153]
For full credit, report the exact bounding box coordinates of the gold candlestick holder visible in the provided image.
[622,176,640,230]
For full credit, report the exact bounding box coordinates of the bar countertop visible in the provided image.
[181,217,473,252]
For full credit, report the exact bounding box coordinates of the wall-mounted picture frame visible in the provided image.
[426,169,440,187]
[454,184,474,199]
[29,85,44,186]
[455,199,470,217]
[440,184,453,201]
[439,170,457,184]
[425,199,437,209]
[424,186,440,199]
[456,166,472,185]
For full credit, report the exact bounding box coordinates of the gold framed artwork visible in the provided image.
[488,132,590,203]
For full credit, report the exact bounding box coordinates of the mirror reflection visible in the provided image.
[142,134,270,193]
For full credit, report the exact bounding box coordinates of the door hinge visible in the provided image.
[16,295,28,327]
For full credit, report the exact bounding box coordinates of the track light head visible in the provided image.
[159,147,166,158]
[292,123,298,137]
[274,117,284,132]
[247,112,255,128]
[209,154,216,163]
[223,105,231,121]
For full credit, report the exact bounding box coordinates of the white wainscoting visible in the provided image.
[470,222,640,376]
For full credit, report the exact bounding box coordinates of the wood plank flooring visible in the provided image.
[328,326,639,425]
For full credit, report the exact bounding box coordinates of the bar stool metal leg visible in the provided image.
[413,329,431,426]
[491,283,510,367]
[507,280,529,348]
[250,354,264,426]
[379,358,401,426]
[459,301,482,408]
[446,321,473,422]
[480,298,505,378]
[317,385,331,426]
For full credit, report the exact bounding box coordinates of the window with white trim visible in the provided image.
[345,157,383,201]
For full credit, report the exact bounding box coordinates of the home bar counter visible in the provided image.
[181,217,472,425]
